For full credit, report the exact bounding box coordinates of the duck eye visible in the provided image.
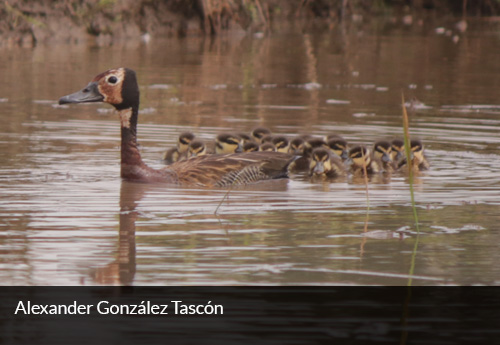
[108,76,118,84]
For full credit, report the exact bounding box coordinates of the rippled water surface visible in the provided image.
[1,20,500,285]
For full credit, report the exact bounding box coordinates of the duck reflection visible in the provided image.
[90,181,145,285]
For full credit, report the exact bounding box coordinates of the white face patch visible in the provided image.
[118,108,133,128]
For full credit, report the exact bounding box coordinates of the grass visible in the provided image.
[401,92,421,287]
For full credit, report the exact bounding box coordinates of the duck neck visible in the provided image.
[117,106,178,183]
[118,107,147,179]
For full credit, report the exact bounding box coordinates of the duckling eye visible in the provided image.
[107,76,118,84]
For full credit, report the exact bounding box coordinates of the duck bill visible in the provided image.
[340,151,348,160]
[313,162,325,175]
[382,153,392,163]
[59,82,104,105]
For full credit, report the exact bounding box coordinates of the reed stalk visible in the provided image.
[402,92,420,287]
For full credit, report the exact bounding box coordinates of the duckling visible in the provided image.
[243,141,259,152]
[288,137,305,155]
[237,132,252,144]
[391,139,405,163]
[162,147,180,165]
[398,139,430,171]
[59,68,295,187]
[251,127,272,143]
[260,142,276,152]
[287,137,309,172]
[324,133,344,142]
[187,140,207,158]
[309,148,346,179]
[347,146,381,175]
[261,134,275,144]
[162,131,194,163]
[215,133,242,154]
[373,140,395,172]
[177,132,195,154]
[304,138,328,158]
[327,137,348,161]
[271,136,289,153]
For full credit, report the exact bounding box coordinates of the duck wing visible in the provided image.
[165,151,296,187]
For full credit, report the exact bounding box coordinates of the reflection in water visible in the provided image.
[91,182,140,285]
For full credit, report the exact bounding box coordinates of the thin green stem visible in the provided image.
[402,92,420,287]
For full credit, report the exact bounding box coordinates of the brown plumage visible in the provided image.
[59,68,295,187]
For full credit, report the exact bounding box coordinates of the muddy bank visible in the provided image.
[1,0,499,47]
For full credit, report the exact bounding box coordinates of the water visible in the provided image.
[1,20,499,285]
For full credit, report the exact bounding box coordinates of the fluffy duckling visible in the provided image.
[162,131,194,163]
[272,136,289,153]
[163,147,180,165]
[243,141,259,152]
[288,137,305,155]
[391,139,405,163]
[324,133,343,142]
[237,132,252,144]
[215,133,242,154]
[188,140,207,158]
[327,137,348,161]
[348,146,381,175]
[309,147,346,179]
[260,142,276,152]
[287,137,309,172]
[177,132,195,154]
[398,139,430,171]
[251,127,272,143]
[261,134,275,144]
[373,140,395,172]
[304,138,328,158]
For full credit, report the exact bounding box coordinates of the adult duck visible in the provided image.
[59,68,295,187]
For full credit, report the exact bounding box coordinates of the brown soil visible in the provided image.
[1,0,498,48]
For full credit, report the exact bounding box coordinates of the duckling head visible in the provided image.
[288,137,305,155]
[410,139,425,164]
[188,140,206,157]
[237,133,252,144]
[272,136,289,153]
[215,133,242,154]
[251,127,272,143]
[259,142,276,152]
[348,146,371,168]
[304,138,327,157]
[327,138,348,160]
[373,140,392,163]
[243,141,259,152]
[310,148,332,175]
[391,139,405,161]
[177,132,196,153]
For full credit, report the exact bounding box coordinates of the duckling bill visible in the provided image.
[59,68,295,187]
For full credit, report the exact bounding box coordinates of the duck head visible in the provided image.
[59,68,139,111]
